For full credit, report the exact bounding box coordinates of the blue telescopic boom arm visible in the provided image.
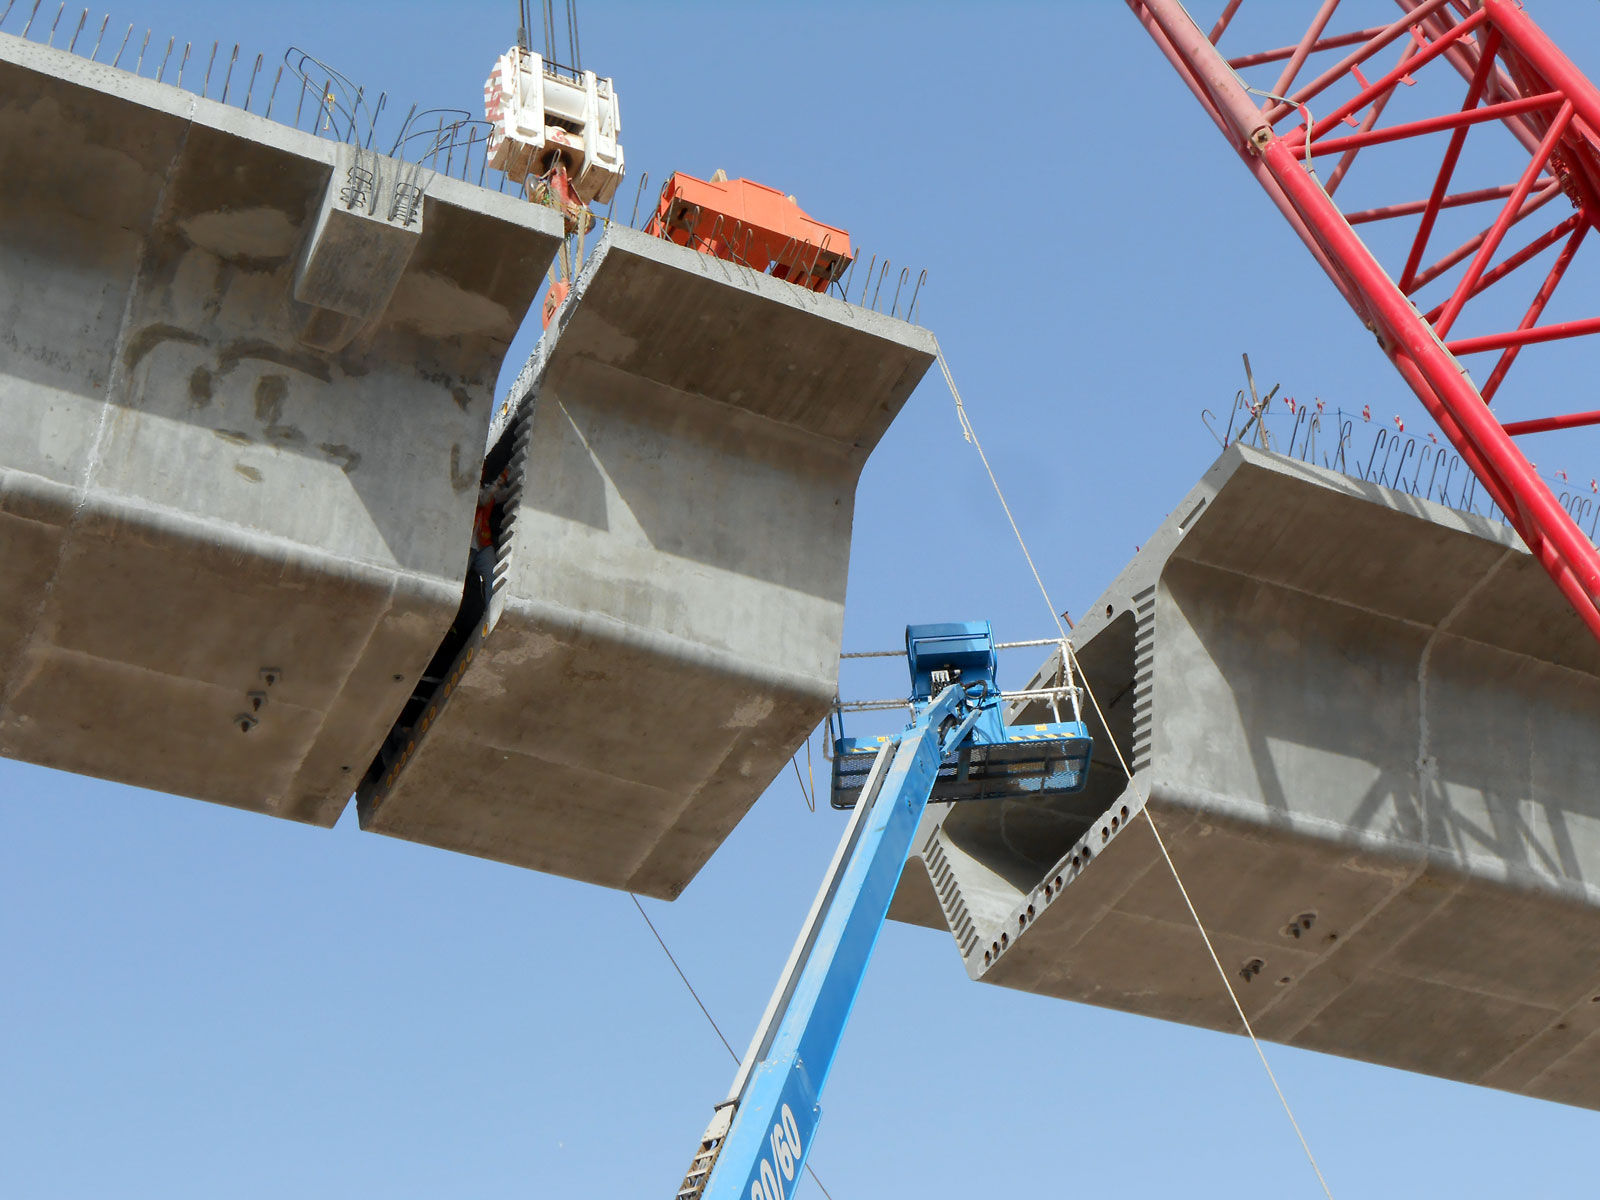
[674,621,1093,1200]
[687,685,964,1200]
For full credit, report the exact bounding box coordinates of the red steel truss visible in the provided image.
[1129,0,1600,642]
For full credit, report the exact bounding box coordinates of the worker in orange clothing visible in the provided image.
[470,466,511,605]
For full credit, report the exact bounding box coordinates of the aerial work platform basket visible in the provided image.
[831,622,1093,810]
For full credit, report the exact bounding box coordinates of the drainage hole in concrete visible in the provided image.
[1120,805,1129,820]
[1000,933,1008,948]
[1027,905,1035,920]
[1054,874,1063,890]
[1276,976,1292,986]
[1101,827,1109,843]
[1110,816,1119,832]
[1239,957,1264,983]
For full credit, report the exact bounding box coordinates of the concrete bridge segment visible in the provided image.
[0,33,563,825]
[358,224,938,899]
[891,445,1600,1109]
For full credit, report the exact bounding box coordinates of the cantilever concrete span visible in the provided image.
[0,35,562,824]
[892,446,1600,1110]
[359,225,937,898]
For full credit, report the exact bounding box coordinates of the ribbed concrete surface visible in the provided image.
[0,34,562,825]
[359,225,937,898]
[892,446,1600,1109]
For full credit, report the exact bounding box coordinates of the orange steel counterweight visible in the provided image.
[644,173,852,293]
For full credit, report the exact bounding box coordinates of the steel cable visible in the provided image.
[629,896,838,1199]
[935,342,1336,1198]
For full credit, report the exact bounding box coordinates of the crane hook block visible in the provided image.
[484,45,623,206]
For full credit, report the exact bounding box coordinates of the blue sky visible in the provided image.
[5,2,1600,1196]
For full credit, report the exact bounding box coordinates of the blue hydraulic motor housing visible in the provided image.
[830,621,1093,810]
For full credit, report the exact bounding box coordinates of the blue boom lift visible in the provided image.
[676,622,1093,1200]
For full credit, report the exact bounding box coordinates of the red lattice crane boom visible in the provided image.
[1129,0,1600,643]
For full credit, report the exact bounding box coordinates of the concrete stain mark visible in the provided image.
[252,375,286,422]
[123,323,205,373]
[386,270,516,340]
[179,207,300,264]
[235,464,264,483]
[201,260,229,323]
[452,386,472,412]
[214,429,253,446]
[319,444,362,475]
[449,444,477,493]
[252,375,306,447]
[217,339,334,385]
[188,366,214,407]
[725,695,775,730]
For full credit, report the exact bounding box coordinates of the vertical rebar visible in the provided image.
[856,254,876,304]
[346,85,364,143]
[320,77,332,133]
[175,42,189,88]
[46,3,63,46]
[908,269,928,323]
[89,12,107,58]
[871,260,890,310]
[156,36,172,82]
[839,247,859,299]
[629,171,647,227]
[220,44,238,104]
[243,52,261,110]
[264,63,282,117]
[65,6,83,53]
[294,69,309,127]
[21,0,41,37]
[365,92,386,149]
[202,40,216,97]
[603,173,619,227]
[0,1,14,27]
[111,23,131,67]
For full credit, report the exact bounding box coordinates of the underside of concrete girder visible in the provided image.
[358,225,937,898]
[891,445,1600,1110]
[0,34,562,825]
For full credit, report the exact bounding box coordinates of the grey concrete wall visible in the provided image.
[360,225,937,898]
[894,446,1600,1110]
[0,34,562,824]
